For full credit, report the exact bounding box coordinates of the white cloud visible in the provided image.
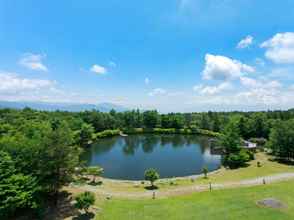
[240,76,259,88]
[0,72,54,93]
[193,82,232,95]
[145,77,150,85]
[237,35,253,49]
[202,54,255,81]
[148,88,167,96]
[19,53,48,72]
[261,32,294,64]
[0,71,107,104]
[240,76,281,89]
[90,64,107,74]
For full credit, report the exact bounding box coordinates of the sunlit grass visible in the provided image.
[96,180,294,220]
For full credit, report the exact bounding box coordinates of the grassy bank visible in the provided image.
[96,179,294,220]
[93,129,121,139]
[96,127,222,137]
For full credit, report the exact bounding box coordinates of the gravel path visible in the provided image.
[74,172,294,199]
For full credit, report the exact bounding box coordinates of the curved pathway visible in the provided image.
[73,172,294,199]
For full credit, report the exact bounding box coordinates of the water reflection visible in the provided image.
[81,134,221,180]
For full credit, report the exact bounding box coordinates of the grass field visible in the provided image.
[96,180,294,220]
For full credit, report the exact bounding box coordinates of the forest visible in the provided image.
[1,107,294,218]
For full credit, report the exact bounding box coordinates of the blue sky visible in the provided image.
[1,0,294,112]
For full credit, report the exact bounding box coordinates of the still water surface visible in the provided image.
[82,134,221,180]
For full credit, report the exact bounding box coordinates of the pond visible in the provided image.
[81,134,221,180]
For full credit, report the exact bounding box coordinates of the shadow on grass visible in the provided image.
[44,190,80,220]
[88,180,103,186]
[270,157,294,165]
[72,212,95,220]
[223,162,251,170]
[144,185,159,190]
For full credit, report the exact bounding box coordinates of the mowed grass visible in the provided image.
[96,180,294,220]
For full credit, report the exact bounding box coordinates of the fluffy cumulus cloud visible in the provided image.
[191,76,287,109]
[261,32,294,64]
[193,82,232,95]
[0,71,105,104]
[237,35,253,49]
[202,54,255,80]
[90,64,107,74]
[0,71,58,102]
[0,72,54,93]
[148,88,167,96]
[19,53,48,72]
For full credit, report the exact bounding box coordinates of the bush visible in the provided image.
[94,129,120,139]
[246,150,255,160]
[75,191,95,213]
[202,166,208,179]
[123,128,144,134]
[224,150,250,168]
[144,168,160,187]
[85,166,103,183]
[196,129,221,137]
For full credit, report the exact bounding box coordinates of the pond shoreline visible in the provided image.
[92,128,221,141]
[99,168,222,183]
[83,133,222,180]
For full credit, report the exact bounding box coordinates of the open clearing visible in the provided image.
[95,180,294,220]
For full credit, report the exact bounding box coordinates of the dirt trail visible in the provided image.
[71,172,294,199]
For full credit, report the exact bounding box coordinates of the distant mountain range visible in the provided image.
[0,101,128,112]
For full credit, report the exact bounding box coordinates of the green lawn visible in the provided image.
[96,180,294,220]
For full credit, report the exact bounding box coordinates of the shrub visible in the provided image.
[85,166,103,183]
[94,129,120,139]
[224,150,250,168]
[202,166,208,179]
[144,168,160,187]
[75,191,95,213]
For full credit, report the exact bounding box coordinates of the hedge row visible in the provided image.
[93,128,221,139]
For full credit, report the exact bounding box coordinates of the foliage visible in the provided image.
[220,120,252,168]
[94,129,120,139]
[219,120,242,154]
[75,191,95,213]
[224,150,251,169]
[76,123,95,146]
[0,151,40,219]
[144,168,160,186]
[267,119,294,161]
[143,110,159,128]
[85,166,104,183]
[0,120,81,217]
[202,166,208,179]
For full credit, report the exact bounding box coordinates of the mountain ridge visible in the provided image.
[0,101,128,112]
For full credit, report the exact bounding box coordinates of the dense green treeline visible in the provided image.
[1,107,294,218]
[2,107,294,139]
